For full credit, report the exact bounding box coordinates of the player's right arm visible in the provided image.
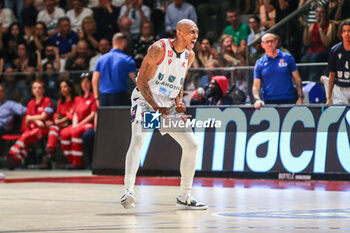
[327,71,335,104]
[137,41,169,115]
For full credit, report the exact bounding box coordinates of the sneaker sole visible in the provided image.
[121,195,136,209]
[176,203,208,210]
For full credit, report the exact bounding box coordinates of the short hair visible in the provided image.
[261,33,276,42]
[112,32,127,42]
[249,15,261,24]
[31,79,45,89]
[58,17,70,25]
[226,8,240,15]
[338,20,350,40]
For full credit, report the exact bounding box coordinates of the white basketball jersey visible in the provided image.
[147,39,189,104]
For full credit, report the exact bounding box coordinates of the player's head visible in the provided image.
[339,20,350,43]
[261,33,277,53]
[176,19,198,50]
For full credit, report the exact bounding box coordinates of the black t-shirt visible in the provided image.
[328,42,350,87]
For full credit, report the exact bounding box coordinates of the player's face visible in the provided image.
[261,36,277,52]
[341,25,350,43]
[181,24,199,50]
[32,82,45,98]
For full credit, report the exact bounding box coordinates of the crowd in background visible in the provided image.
[0,0,350,169]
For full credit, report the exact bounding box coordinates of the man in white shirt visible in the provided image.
[37,0,65,34]
[66,0,93,32]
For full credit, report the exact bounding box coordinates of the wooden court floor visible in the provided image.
[1,170,350,233]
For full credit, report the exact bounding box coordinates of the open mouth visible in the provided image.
[190,40,196,49]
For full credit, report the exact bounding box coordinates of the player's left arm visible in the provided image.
[175,50,195,113]
[292,70,304,104]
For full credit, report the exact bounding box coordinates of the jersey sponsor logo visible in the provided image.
[168,75,176,82]
[185,52,189,60]
[168,59,172,65]
[182,62,186,68]
[159,87,172,97]
[158,73,164,81]
[168,50,173,57]
[180,78,184,85]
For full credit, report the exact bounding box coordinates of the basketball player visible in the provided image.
[121,19,208,210]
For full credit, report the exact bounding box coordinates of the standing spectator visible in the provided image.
[299,5,335,81]
[50,17,79,59]
[223,9,250,56]
[247,15,265,53]
[0,83,27,137]
[92,32,136,107]
[193,37,221,68]
[21,0,38,31]
[118,0,151,39]
[252,33,303,110]
[37,0,65,35]
[165,0,197,38]
[60,72,97,169]
[2,22,25,65]
[0,1,16,33]
[132,21,156,68]
[93,0,120,42]
[65,40,90,72]
[44,79,76,168]
[66,0,93,32]
[326,20,350,104]
[6,80,53,169]
[89,38,111,71]
[259,0,275,30]
[78,16,99,57]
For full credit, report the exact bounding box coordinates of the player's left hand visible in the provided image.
[175,102,186,113]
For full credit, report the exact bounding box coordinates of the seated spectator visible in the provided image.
[0,2,16,33]
[165,0,197,38]
[43,79,76,168]
[247,16,265,53]
[21,0,38,32]
[66,0,93,32]
[60,73,97,169]
[93,0,120,42]
[299,5,335,81]
[2,67,31,104]
[223,8,250,56]
[193,37,221,68]
[50,17,79,59]
[118,0,151,39]
[132,21,156,68]
[197,59,222,88]
[2,22,26,65]
[259,0,275,30]
[6,79,54,169]
[65,40,90,73]
[78,16,99,57]
[37,0,65,35]
[190,76,233,105]
[12,43,40,73]
[42,43,64,71]
[29,22,50,56]
[219,34,246,67]
[0,83,27,138]
[42,61,60,100]
[89,38,111,71]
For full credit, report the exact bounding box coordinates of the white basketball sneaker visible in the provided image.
[176,194,208,210]
[120,190,136,209]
